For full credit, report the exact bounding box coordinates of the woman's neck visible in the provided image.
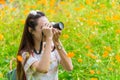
[34,39,42,51]
[34,38,46,51]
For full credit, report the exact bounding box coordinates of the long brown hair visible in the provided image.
[17,11,45,80]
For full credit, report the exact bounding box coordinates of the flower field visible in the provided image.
[0,0,120,80]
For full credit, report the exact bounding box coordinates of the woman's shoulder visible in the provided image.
[20,50,33,60]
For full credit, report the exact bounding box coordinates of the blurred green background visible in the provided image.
[0,0,120,80]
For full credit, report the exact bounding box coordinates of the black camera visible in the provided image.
[52,22,64,30]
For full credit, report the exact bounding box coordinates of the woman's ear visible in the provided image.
[28,27,33,34]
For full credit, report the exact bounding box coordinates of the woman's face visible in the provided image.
[32,16,49,41]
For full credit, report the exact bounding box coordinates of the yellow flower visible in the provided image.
[108,67,113,71]
[0,73,3,78]
[90,78,98,80]
[69,0,73,3]
[63,34,69,39]
[0,34,4,41]
[17,55,23,62]
[47,9,55,14]
[67,52,75,58]
[106,16,112,21]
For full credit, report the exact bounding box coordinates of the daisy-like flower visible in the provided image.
[30,10,37,15]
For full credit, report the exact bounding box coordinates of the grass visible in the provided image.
[0,0,120,80]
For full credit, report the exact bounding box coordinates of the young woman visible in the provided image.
[17,10,73,80]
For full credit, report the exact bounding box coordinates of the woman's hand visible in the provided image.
[42,23,53,39]
[53,28,61,43]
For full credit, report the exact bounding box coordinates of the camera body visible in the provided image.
[52,22,64,30]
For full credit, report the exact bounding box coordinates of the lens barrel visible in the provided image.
[52,22,64,30]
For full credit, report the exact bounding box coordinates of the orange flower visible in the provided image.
[60,1,66,5]
[86,0,96,5]
[90,78,98,80]
[31,5,37,9]
[11,8,16,11]
[0,0,5,4]
[78,58,82,62]
[85,45,90,49]
[104,46,112,52]
[89,49,94,53]
[0,34,4,41]
[115,54,120,62]
[116,29,120,34]
[100,4,106,8]
[74,7,81,11]
[112,15,120,20]
[10,0,14,3]
[67,52,75,58]
[21,20,25,24]
[66,12,71,18]
[37,0,47,5]
[50,0,55,7]
[87,53,97,59]
[24,9,30,15]
[77,33,81,37]
[86,20,98,26]
[17,55,23,62]
[90,70,95,75]
[74,5,84,11]
[102,51,109,58]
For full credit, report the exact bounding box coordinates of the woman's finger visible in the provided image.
[58,30,61,35]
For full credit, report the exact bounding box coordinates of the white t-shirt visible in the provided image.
[22,49,61,80]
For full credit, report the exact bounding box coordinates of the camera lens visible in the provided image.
[52,22,64,30]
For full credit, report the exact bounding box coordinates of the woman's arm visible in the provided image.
[31,38,52,73]
[54,40,73,71]
[31,24,53,73]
